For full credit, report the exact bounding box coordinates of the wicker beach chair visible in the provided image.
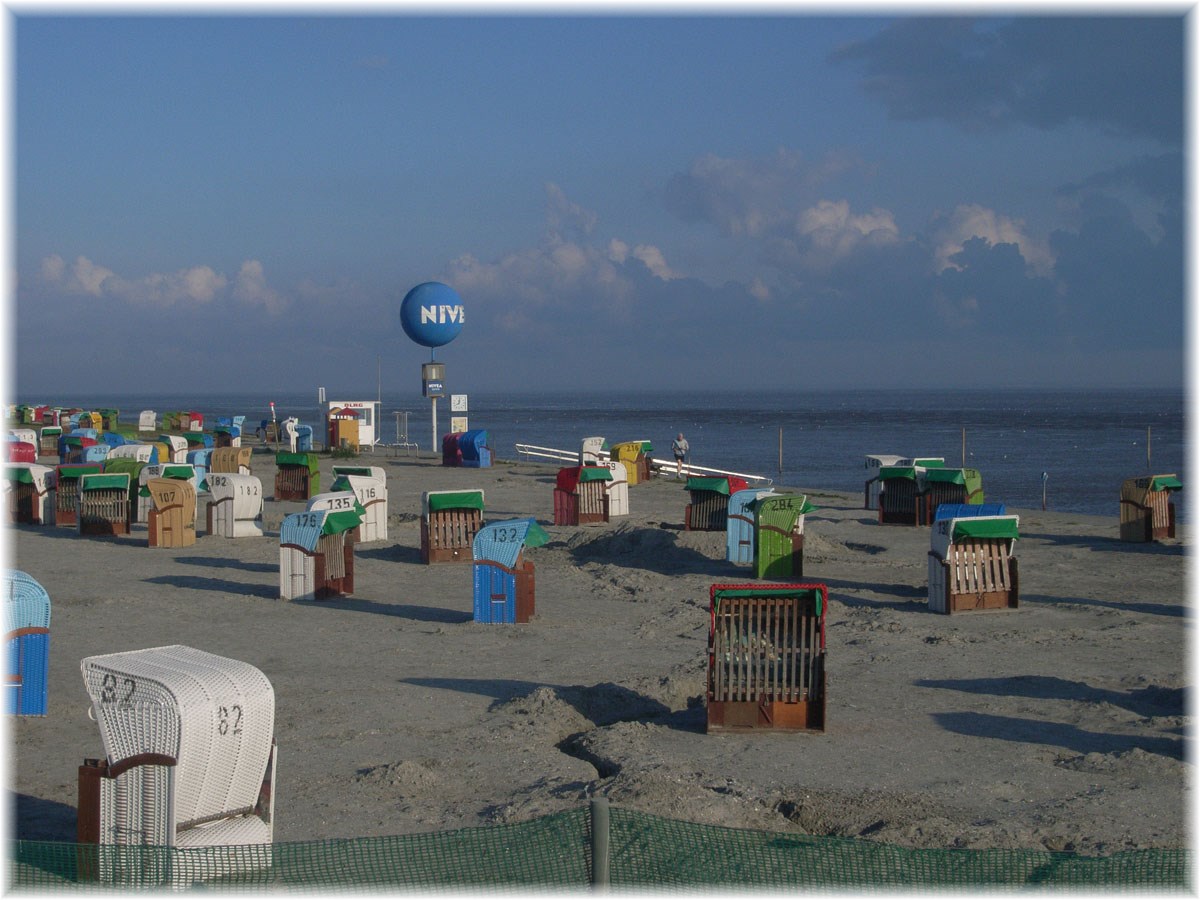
[159,435,189,464]
[206,473,264,538]
[752,494,815,580]
[459,429,492,468]
[137,410,156,433]
[421,489,485,563]
[472,518,550,623]
[5,463,55,526]
[1119,474,1181,542]
[706,583,827,733]
[54,463,102,528]
[441,432,463,467]
[77,472,132,536]
[136,465,197,524]
[919,468,984,526]
[279,505,361,600]
[5,569,51,716]
[146,477,198,548]
[330,466,388,543]
[685,475,748,532]
[604,461,630,517]
[274,452,318,501]
[553,465,612,526]
[610,440,653,485]
[39,426,62,456]
[727,488,776,566]
[578,436,606,466]
[928,514,1020,614]
[77,645,277,886]
[211,446,252,476]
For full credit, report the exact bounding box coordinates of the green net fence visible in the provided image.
[9,805,1190,892]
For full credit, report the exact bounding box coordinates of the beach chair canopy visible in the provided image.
[935,502,1006,521]
[472,518,550,568]
[931,514,1020,558]
[686,475,749,495]
[4,569,51,633]
[556,465,612,494]
[280,507,361,552]
[422,489,485,516]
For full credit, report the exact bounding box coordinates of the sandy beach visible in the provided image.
[8,443,1188,857]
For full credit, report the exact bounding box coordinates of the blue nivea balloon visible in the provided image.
[399,282,465,348]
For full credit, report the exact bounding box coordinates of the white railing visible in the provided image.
[513,443,773,485]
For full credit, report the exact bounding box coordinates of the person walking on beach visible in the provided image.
[672,433,689,479]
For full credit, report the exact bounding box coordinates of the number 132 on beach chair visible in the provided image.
[472,518,550,624]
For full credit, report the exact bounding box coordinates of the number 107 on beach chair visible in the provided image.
[706,584,826,733]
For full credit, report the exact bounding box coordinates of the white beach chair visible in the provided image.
[604,460,630,517]
[206,473,264,538]
[137,410,156,433]
[330,465,388,543]
[279,503,361,600]
[77,645,277,886]
[579,436,606,465]
[5,463,56,526]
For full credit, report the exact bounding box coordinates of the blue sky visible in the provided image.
[9,9,1188,397]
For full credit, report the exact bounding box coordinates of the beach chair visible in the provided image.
[39,426,62,456]
[611,440,653,485]
[158,435,189,464]
[206,473,264,538]
[1119,474,1181,542]
[274,452,319,501]
[54,463,103,528]
[685,475,749,532]
[211,446,252,476]
[5,464,55,525]
[99,409,120,431]
[863,454,906,509]
[330,466,388,543]
[604,460,630,517]
[212,424,239,448]
[472,518,550,624]
[187,412,204,432]
[706,583,827,733]
[928,514,1020,614]
[919,468,984,525]
[459,429,492,468]
[6,440,37,464]
[283,418,313,453]
[553,465,612,526]
[5,570,51,716]
[753,494,816,580]
[727,488,776,565]
[81,444,111,464]
[186,449,214,489]
[441,432,463,467]
[279,505,361,600]
[137,465,197,524]
[77,645,277,886]
[877,465,926,525]
[137,410,156,433]
[183,433,213,452]
[579,436,606,466]
[146,477,198,549]
[421,489,485,563]
[10,428,37,448]
[77,472,132,536]
[58,434,97,464]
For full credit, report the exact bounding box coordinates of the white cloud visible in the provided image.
[933,204,1055,276]
[36,254,289,312]
[232,260,287,314]
[796,199,901,262]
[631,244,679,281]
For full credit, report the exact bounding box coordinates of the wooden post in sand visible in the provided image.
[590,797,610,888]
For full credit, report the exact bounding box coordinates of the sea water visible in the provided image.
[17,388,1186,523]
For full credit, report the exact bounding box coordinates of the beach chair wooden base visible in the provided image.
[931,542,1019,614]
[707,697,824,733]
[421,509,482,564]
[274,468,313,502]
